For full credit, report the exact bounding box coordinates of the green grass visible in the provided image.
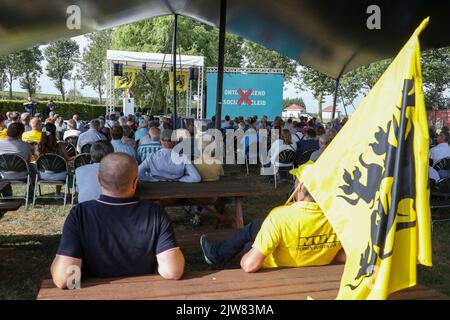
[1,166,449,299]
[0,90,99,104]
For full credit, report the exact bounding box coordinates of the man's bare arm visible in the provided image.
[333,248,347,264]
[51,255,82,289]
[156,247,185,280]
[240,247,266,273]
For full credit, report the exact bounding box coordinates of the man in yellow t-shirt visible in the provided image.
[0,114,7,139]
[21,117,42,143]
[200,163,345,272]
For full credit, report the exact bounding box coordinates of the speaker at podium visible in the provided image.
[123,98,135,116]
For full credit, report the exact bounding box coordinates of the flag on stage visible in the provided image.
[169,71,189,91]
[301,17,432,299]
[115,68,136,89]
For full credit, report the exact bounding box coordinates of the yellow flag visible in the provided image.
[302,18,432,299]
[169,71,189,91]
[115,68,136,89]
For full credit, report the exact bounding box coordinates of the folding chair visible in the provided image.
[64,135,79,147]
[432,157,450,179]
[274,149,296,188]
[80,143,92,154]
[33,154,69,208]
[430,177,450,230]
[64,142,77,158]
[245,135,259,175]
[71,153,92,206]
[0,154,31,207]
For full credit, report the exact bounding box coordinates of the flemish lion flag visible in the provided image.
[302,18,432,299]
[169,71,189,91]
[115,68,136,89]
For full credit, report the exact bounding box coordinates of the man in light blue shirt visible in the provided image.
[75,141,114,203]
[110,125,136,159]
[76,119,106,153]
[138,129,201,183]
[134,119,149,142]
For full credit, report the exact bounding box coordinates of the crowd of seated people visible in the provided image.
[20,108,448,295]
[0,108,358,289]
[429,127,450,184]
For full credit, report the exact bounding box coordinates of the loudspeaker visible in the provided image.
[114,63,123,76]
[189,68,199,81]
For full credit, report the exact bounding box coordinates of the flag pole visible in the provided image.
[215,0,227,130]
[376,79,410,248]
[172,14,178,129]
[332,78,340,120]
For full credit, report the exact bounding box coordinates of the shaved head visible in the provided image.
[98,153,138,195]
[30,117,41,130]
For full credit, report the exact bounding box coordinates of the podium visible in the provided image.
[123,98,135,116]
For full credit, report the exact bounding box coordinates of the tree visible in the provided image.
[67,88,82,101]
[81,30,112,104]
[111,16,245,113]
[352,58,391,94]
[243,40,298,82]
[421,48,450,109]
[44,39,79,101]
[17,47,43,97]
[297,66,335,122]
[0,52,21,98]
[282,97,306,110]
[337,69,365,115]
[0,58,6,92]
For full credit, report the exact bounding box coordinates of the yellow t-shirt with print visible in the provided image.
[253,201,342,268]
[0,128,7,140]
[22,130,42,143]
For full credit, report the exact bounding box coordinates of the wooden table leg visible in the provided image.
[213,198,226,229]
[235,196,244,229]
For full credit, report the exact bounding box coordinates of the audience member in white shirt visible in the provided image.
[429,132,450,165]
[63,119,81,141]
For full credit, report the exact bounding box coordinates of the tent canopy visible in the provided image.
[106,50,204,71]
[0,0,449,78]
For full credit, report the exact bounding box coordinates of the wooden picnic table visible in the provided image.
[0,182,22,220]
[135,178,266,229]
[37,265,448,300]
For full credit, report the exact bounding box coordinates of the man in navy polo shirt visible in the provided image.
[51,153,184,289]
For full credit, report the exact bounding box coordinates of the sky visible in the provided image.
[10,35,357,115]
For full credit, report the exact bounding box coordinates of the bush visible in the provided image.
[0,100,106,120]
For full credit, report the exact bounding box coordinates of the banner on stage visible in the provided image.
[206,72,284,120]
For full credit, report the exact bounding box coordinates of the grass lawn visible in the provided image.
[0,165,449,299]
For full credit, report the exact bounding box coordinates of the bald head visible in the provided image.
[30,117,41,131]
[98,153,138,196]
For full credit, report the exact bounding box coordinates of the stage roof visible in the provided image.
[107,50,204,70]
[0,0,449,78]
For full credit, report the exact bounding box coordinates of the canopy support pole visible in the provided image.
[332,77,340,120]
[215,0,227,130]
[172,14,178,129]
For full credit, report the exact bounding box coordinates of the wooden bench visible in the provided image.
[37,265,448,300]
[136,179,267,229]
[0,182,22,220]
